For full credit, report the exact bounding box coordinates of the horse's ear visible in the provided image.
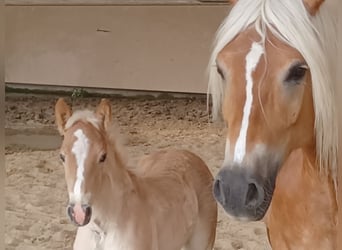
[228,0,237,4]
[55,98,72,136]
[96,98,112,130]
[303,0,324,15]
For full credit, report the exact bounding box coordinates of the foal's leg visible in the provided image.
[183,201,217,250]
[182,217,217,250]
[73,225,99,250]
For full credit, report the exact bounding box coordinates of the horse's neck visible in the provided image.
[91,167,153,249]
[265,147,337,249]
[92,147,146,230]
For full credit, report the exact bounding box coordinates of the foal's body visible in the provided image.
[55,98,217,250]
[74,149,217,250]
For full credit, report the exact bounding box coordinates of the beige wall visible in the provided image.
[6,0,228,5]
[5,5,230,93]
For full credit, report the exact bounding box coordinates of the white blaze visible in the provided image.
[233,42,264,164]
[72,129,89,201]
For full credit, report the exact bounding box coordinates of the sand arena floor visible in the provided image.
[5,93,271,250]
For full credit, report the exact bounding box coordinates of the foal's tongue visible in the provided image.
[73,204,86,225]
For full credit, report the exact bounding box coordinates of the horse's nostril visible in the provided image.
[82,205,92,225]
[245,183,259,208]
[213,179,221,195]
[66,204,75,223]
[83,205,92,216]
[213,178,229,206]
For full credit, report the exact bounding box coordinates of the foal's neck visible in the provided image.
[92,142,143,229]
[265,147,337,249]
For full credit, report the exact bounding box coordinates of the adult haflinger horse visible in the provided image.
[208,0,340,249]
[54,98,217,250]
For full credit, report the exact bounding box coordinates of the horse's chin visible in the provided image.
[70,217,91,227]
[221,201,270,222]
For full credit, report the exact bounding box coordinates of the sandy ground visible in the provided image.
[5,93,271,250]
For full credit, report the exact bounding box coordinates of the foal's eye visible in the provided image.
[285,64,308,84]
[99,153,107,163]
[59,153,65,163]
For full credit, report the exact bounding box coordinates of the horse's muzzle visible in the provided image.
[213,167,276,221]
[67,203,92,226]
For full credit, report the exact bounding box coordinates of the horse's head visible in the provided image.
[55,98,112,226]
[213,28,314,221]
[210,0,337,221]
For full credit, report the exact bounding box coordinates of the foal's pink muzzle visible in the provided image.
[67,203,92,226]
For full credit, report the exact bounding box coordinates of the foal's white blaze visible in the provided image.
[72,129,89,202]
[232,42,264,164]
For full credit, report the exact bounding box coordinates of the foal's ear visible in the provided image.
[96,99,112,130]
[303,0,324,15]
[55,98,72,136]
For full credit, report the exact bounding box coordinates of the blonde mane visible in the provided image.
[207,0,341,181]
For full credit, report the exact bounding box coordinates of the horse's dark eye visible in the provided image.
[285,64,308,84]
[60,153,65,162]
[99,153,107,163]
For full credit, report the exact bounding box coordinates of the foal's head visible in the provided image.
[210,0,336,221]
[55,98,113,226]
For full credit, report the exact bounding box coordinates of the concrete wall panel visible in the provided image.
[5,5,230,93]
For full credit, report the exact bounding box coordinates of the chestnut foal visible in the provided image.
[55,98,217,250]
